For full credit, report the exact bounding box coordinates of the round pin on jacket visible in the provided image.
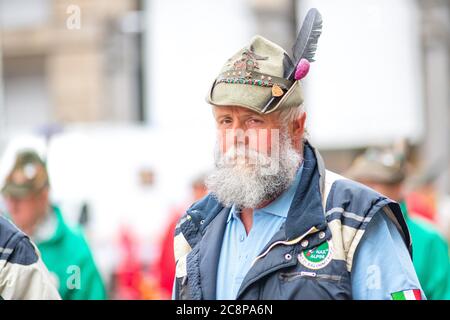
[298,240,333,270]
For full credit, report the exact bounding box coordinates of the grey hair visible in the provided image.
[277,104,308,139]
[278,104,304,125]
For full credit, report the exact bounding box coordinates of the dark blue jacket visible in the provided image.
[173,142,411,300]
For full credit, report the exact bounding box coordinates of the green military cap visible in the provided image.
[207,9,322,114]
[1,150,49,198]
[346,147,407,185]
[206,35,304,114]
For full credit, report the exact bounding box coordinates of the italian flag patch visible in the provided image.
[391,289,422,300]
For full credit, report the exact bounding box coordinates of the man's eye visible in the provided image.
[220,118,232,125]
[247,118,263,125]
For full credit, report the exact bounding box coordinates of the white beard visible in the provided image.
[206,133,302,209]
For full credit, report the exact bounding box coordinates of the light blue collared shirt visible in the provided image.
[215,168,425,300]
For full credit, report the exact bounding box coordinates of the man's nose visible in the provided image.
[229,125,248,146]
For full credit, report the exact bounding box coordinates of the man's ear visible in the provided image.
[292,111,307,146]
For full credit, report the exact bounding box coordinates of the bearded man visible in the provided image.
[172,10,424,300]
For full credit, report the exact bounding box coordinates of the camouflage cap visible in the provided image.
[345,147,407,185]
[1,150,49,199]
[206,35,304,114]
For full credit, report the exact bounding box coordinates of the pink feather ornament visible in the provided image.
[294,59,310,80]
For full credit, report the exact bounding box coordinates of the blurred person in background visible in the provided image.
[1,150,106,300]
[0,186,60,299]
[405,168,450,237]
[156,173,208,299]
[0,213,61,299]
[172,8,424,300]
[346,145,450,300]
[114,227,149,300]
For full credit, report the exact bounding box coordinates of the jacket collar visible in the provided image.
[284,141,328,239]
[198,207,230,300]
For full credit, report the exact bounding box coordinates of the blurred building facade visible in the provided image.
[0,0,143,137]
[419,0,450,193]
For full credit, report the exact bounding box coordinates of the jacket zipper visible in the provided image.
[280,271,342,282]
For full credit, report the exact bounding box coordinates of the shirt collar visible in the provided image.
[226,164,304,223]
[227,204,240,223]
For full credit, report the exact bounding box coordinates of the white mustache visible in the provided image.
[217,144,273,167]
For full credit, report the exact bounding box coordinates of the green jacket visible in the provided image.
[400,201,450,300]
[36,206,106,300]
